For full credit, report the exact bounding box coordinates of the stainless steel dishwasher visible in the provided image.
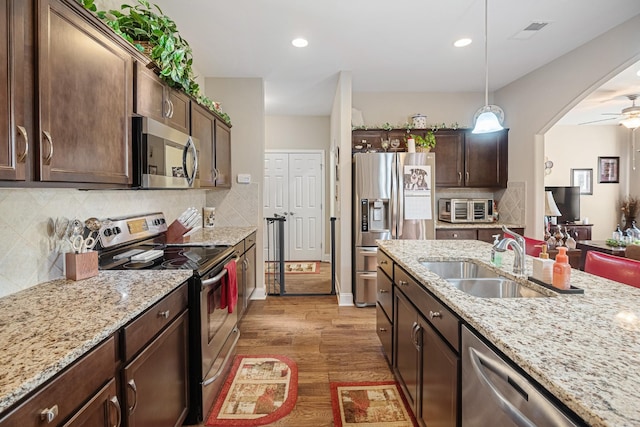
[461,326,582,426]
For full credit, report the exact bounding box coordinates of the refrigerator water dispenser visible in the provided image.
[361,198,389,232]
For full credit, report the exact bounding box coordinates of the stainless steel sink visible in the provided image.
[446,278,546,298]
[419,260,547,298]
[419,260,501,279]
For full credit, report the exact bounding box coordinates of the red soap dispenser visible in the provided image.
[552,247,571,290]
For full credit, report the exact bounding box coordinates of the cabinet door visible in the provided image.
[37,0,132,184]
[244,243,256,310]
[0,0,27,181]
[135,64,167,123]
[123,311,189,427]
[394,291,419,413]
[420,318,459,427]
[214,120,231,188]
[191,102,215,187]
[167,89,190,134]
[61,379,121,427]
[464,129,508,188]
[432,130,464,187]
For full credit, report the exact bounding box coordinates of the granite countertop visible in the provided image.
[186,226,257,246]
[377,239,640,427]
[435,221,524,229]
[0,270,192,413]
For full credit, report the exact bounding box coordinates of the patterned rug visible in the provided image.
[206,355,298,426]
[265,261,320,274]
[330,381,418,427]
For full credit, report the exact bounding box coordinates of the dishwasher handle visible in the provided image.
[469,347,536,427]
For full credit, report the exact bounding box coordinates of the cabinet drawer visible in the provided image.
[377,250,393,279]
[0,335,117,427]
[233,241,244,257]
[245,232,256,249]
[376,304,393,365]
[436,229,477,240]
[122,283,188,361]
[395,267,460,352]
[377,268,393,318]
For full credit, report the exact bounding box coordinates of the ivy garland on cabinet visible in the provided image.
[78,0,231,125]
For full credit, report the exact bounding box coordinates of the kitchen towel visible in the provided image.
[220,260,238,313]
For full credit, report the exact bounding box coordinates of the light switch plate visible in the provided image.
[237,173,251,184]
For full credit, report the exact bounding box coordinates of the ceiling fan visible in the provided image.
[579,94,640,126]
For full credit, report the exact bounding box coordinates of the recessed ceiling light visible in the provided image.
[292,38,308,48]
[454,38,472,47]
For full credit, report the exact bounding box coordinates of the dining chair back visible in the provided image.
[584,251,640,288]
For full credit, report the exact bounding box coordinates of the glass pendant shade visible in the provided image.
[621,116,640,129]
[472,108,504,134]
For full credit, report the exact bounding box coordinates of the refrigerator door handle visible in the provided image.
[390,153,398,239]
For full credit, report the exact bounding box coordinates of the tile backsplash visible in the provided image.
[0,185,261,298]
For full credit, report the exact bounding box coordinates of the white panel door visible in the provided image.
[288,153,323,261]
[264,151,323,261]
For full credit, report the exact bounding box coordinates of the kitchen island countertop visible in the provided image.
[0,269,192,414]
[378,239,640,427]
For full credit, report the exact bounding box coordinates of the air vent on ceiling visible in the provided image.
[511,21,551,40]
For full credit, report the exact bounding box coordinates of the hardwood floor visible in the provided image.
[197,296,393,426]
[265,261,333,295]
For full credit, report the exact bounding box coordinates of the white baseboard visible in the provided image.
[338,292,354,306]
[250,286,267,300]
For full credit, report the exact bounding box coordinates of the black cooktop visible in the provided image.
[99,242,233,275]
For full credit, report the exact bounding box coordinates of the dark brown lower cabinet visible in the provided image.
[61,379,121,427]
[123,310,189,427]
[395,277,460,427]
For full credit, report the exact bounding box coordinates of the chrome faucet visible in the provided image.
[493,226,526,275]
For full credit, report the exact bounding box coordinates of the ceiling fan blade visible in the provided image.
[579,117,618,125]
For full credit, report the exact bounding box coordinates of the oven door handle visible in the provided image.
[200,257,238,290]
[202,327,240,386]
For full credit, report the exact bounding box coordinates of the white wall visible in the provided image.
[545,125,626,239]
[495,14,640,239]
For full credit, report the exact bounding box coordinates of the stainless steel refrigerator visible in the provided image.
[352,152,436,307]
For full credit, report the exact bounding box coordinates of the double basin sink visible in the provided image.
[419,260,547,298]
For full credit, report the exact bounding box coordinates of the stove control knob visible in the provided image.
[104,229,113,237]
[113,227,122,235]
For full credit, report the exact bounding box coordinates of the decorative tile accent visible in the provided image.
[497,181,526,225]
[207,183,261,227]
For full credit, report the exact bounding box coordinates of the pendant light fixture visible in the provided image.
[472,0,504,134]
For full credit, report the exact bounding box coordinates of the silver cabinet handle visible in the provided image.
[466,171,470,181]
[380,260,388,265]
[168,99,174,118]
[398,280,408,286]
[158,310,170,319]
[16,125,29,163]
[108,396,122,427]
[163,99,171,118]
[458,171,462,183]
[42,130,53,165]
[127,379,138,414]
[39,404,58,423]
[379,327,388,332]
[429,310,442,319]
[379,289,388,293]
[453,233,459,238]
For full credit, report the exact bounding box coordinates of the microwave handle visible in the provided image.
[183,136,198,186]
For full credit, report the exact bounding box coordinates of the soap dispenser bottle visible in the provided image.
[490,234,502,267]
[552,246,571,290]
[532,245,554,284]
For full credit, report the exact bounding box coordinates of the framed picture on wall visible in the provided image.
[571,168,593,195]
[598,156,619,183]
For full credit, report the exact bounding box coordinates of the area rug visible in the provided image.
[265,261,320,274]
[330,381,418,427]
[206,355,298,426]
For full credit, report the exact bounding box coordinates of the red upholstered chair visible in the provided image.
[584,251,640,288]
[504,233,545,257]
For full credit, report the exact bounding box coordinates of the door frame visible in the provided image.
[264,149,326,261]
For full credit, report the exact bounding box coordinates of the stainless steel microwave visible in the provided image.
[133,117,199,189]
[438,198,494,223]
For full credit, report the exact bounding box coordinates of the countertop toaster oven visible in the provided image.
[438,198,494,223]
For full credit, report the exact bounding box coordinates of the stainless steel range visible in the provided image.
[97,212,240,424]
